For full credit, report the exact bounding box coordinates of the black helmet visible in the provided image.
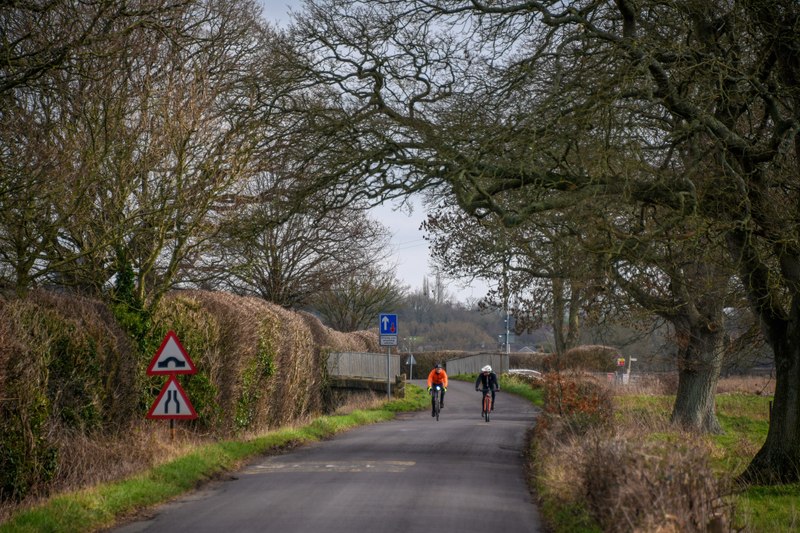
[434,363,442,369]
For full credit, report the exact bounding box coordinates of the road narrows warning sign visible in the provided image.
[147,375,198,419]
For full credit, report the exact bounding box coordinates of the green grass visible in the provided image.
[0,386,430,533]
[537,499,602,533]
[715,393,771,451]
[713,394,799,532]
[735,483,800,532]
[612,391,800,533]
[500,374,545,406]
[612,393,672,422]
[451,373,545,407]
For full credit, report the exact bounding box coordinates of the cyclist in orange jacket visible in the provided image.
[426,363,448,416]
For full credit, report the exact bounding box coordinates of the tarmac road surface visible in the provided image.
[114,379,543,533]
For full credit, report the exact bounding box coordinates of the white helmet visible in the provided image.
[481,365,492,372]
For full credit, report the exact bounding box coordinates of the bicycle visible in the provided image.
[479,387,492,422]
[430,384,443,421]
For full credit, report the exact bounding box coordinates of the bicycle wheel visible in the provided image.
[483,394,491,422]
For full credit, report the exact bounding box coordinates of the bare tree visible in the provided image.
[0,0,194,95]
[293,0,800,483]
[0,0,285,315]
[424,190,733,435]
[312,264,405,331]
[198,171,395,308]
[425,203,608,356]
[0,90,63,293]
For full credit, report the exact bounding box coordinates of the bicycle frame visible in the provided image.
[480,388,492,422]
[431,384,442,421]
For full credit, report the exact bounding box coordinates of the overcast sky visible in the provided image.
[257,0,492,302]
[372,198,492,302]
[258,0,298,26]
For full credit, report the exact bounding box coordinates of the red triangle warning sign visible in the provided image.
[147,331,197,375]
[146,375,198,419]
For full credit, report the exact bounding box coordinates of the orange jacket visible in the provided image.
[427,367,448,388]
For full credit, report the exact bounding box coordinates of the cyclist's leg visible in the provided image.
[491,389,496,410]
[431,390,436,416]
[440,388,445,407]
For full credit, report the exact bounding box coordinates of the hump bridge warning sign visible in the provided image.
[146,331,197,375]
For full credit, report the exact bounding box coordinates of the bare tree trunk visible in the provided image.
[566,287,581,349]
[727,227,800,484]
[671,321,724,434]
[552,277,567,357]
[738,308,800,484]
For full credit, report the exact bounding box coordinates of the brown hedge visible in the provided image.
[0,289,378,503]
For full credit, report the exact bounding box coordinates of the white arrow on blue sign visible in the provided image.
[380,313,398,335]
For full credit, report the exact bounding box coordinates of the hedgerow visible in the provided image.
[0,289,376,506]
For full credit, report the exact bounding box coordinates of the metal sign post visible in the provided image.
[379,313,398,400]
[387,346,391,399]
[407,353,416,380]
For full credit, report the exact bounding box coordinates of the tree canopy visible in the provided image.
[291,0,800,484]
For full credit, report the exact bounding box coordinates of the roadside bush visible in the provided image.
[536,345,620,372]
[0,291,138,501]
[533,373,738,533]
[538,372,613,437]
[0,380,57,502]
[582,435,731,532]
[509,352,548,370]
[151,292,225,431]
[153,291,377,434]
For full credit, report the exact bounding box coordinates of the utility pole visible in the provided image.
[506,307,511,356]
[502,250,510,357]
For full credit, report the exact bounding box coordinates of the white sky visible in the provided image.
[373,198,492,303]
[258,0,299,26]
[372,198,431,291]
[258,0,491,302]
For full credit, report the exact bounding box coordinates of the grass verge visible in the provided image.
[536,377,800,533]
[615,392,800,532]
[451,373,545,408]
[0,386,429,533]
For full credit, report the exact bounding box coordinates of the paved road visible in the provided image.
[115,379,543,533]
